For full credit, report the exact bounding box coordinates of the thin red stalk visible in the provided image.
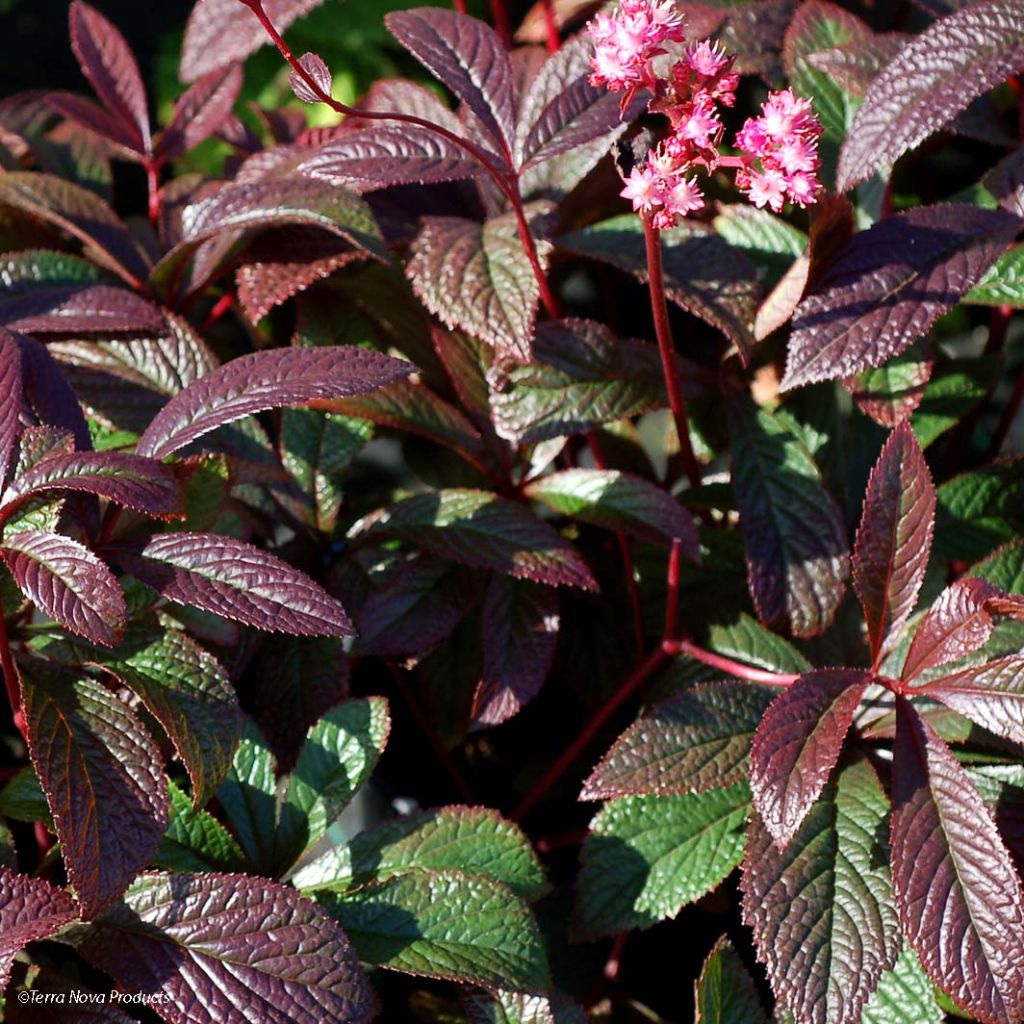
[0,601,26,742]
[511,646,668,821]
[453,0,468,11]
[661,638,798,685]
[542,0,560,53]
[200,292,235,335]
[489,0,513,47]
[663,537,682,642]
[239,0,558,318]
[145,159,163,227]
[642,214,701,489]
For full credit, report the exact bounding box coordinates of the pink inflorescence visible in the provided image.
[588,0,821,226]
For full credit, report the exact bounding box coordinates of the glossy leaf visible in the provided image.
[0,867,78,988]
[924,657,1024,747]
[68,871,376,1024]
[751,670,871,848]
[3,530,125,646]
[136,346,411,460]
[22,664,167,918]
[694,935,769,1024]
[838,0,1024,189]
[783,206,1020,389]
[290,51,332,104]
[935,457,1024,562]
[118,532,354,637]
[575,785,750,938]
[845,343,934,428]
[525,469,699,553]
[861,948,943,1024]
[742,760,900,1024]
[728,394,850,637]
[155,780,245,874]
[891,700,1024,1023]
[582,682,777,800]
[472,576,559,728]
[853,421,936,661]
[352,488,597,590]
[320,868,550,991]
[158,64,243,161]
[0,329,24,488]
[407,211,551,364]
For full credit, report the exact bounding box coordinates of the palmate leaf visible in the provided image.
[524,468,699,554]
[21,663,168,918]
[0,867,78,988]
[853,421,936,662]
[838,0,1024,189]
[386,8,516,159]
[117,532,354,637]
[694,936,769,1024]
[320,868,550,992]
[891,700,1024,1023]
[407,210,552,364]
[472,575,559,728]
[351,489,597,590]
[727,393,849,637]
[583,682,777,800]
[575,785,750,939]
[782,205,1021,390]
[742,760,900,1024]
[3,530,125,646]
[66,871,376,1024]
[750,670,872,848]
[135,346,411,460]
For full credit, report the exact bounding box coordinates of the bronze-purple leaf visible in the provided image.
[2,530,126,646]
[290,52,333,105]
[135,346,411,460]
[68,1,150,156]
[782,205,1021,390]
[67,871,377,1024]
[386,8,517,160]
[853,421,936,663]
[14,333,92,451]
[750,669,872,848]
[838,0,1024,190]
[1,284,164,336]
[0,867,78,987]
[158,64,243,162]
[922,657,1024,748]
[118,531,354,637]
[0,329,25,488]
[891,699,1024,1024]
[21,663,168,918]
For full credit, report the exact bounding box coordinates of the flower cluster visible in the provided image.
[588,0,821,226]
[734,89,823,212]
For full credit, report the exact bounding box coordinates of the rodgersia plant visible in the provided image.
[1,0,1024,1022]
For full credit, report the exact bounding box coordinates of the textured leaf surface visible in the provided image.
[751,670,871,848]
[0,283,163,336]
[694,935,769,1024]
[935,458,1024,562]
[838,0,1024,189]
[136,346,410,460]
[386,8,516,156]
[728,395,849,637]
[0,867,77,988]
[861,949,943,1024]
[558,216,759,359]
[783,205,1021,389]
[924,657,1024,747]
[352,489,597,590]
[582,682,777,800]
[525,469,699,553]
[321,868,550,991]
[742,760,900,1024]
[69,871,376,1024]
[845,343,933,427]
[122,532,352,636]
[491,319,673,444]
[22,665,167,918]
[407,212,550,363]
[891,700,1024,1024]
[3,530,125,646]
[575,786,750,938]
[965,245,1024,305]
[472,576,559,728]
[853,421,936,661]
[294,806,546,900]
[706,613,813,675]
[155,780,245,874]
[0,329,24,488]
[159,64,243,161]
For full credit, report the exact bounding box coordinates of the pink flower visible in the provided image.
[620,165,661,213]
[740,166,788,212]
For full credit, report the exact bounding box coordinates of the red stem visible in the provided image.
[239,0,558,319]
[511,646,668,821]
[661,638,799,685]
[663,537,682,641]
[489,0,513,47]
[642,214,701,489]
[200,292,235,335]
[542,0,560,53]
[145,158,163,227]
[453,0,468,11]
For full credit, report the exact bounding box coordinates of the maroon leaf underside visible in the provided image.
[853,421,936,662]
[750,669,872,848]
[0,868,78,988]
[22,667,168,919]
[891,700,1024,1024]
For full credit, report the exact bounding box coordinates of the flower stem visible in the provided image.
[542,0,560,53]
[660,638,799,685]
[489,0,513,47]
[453,0,467,11]
[642,213,702,488]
